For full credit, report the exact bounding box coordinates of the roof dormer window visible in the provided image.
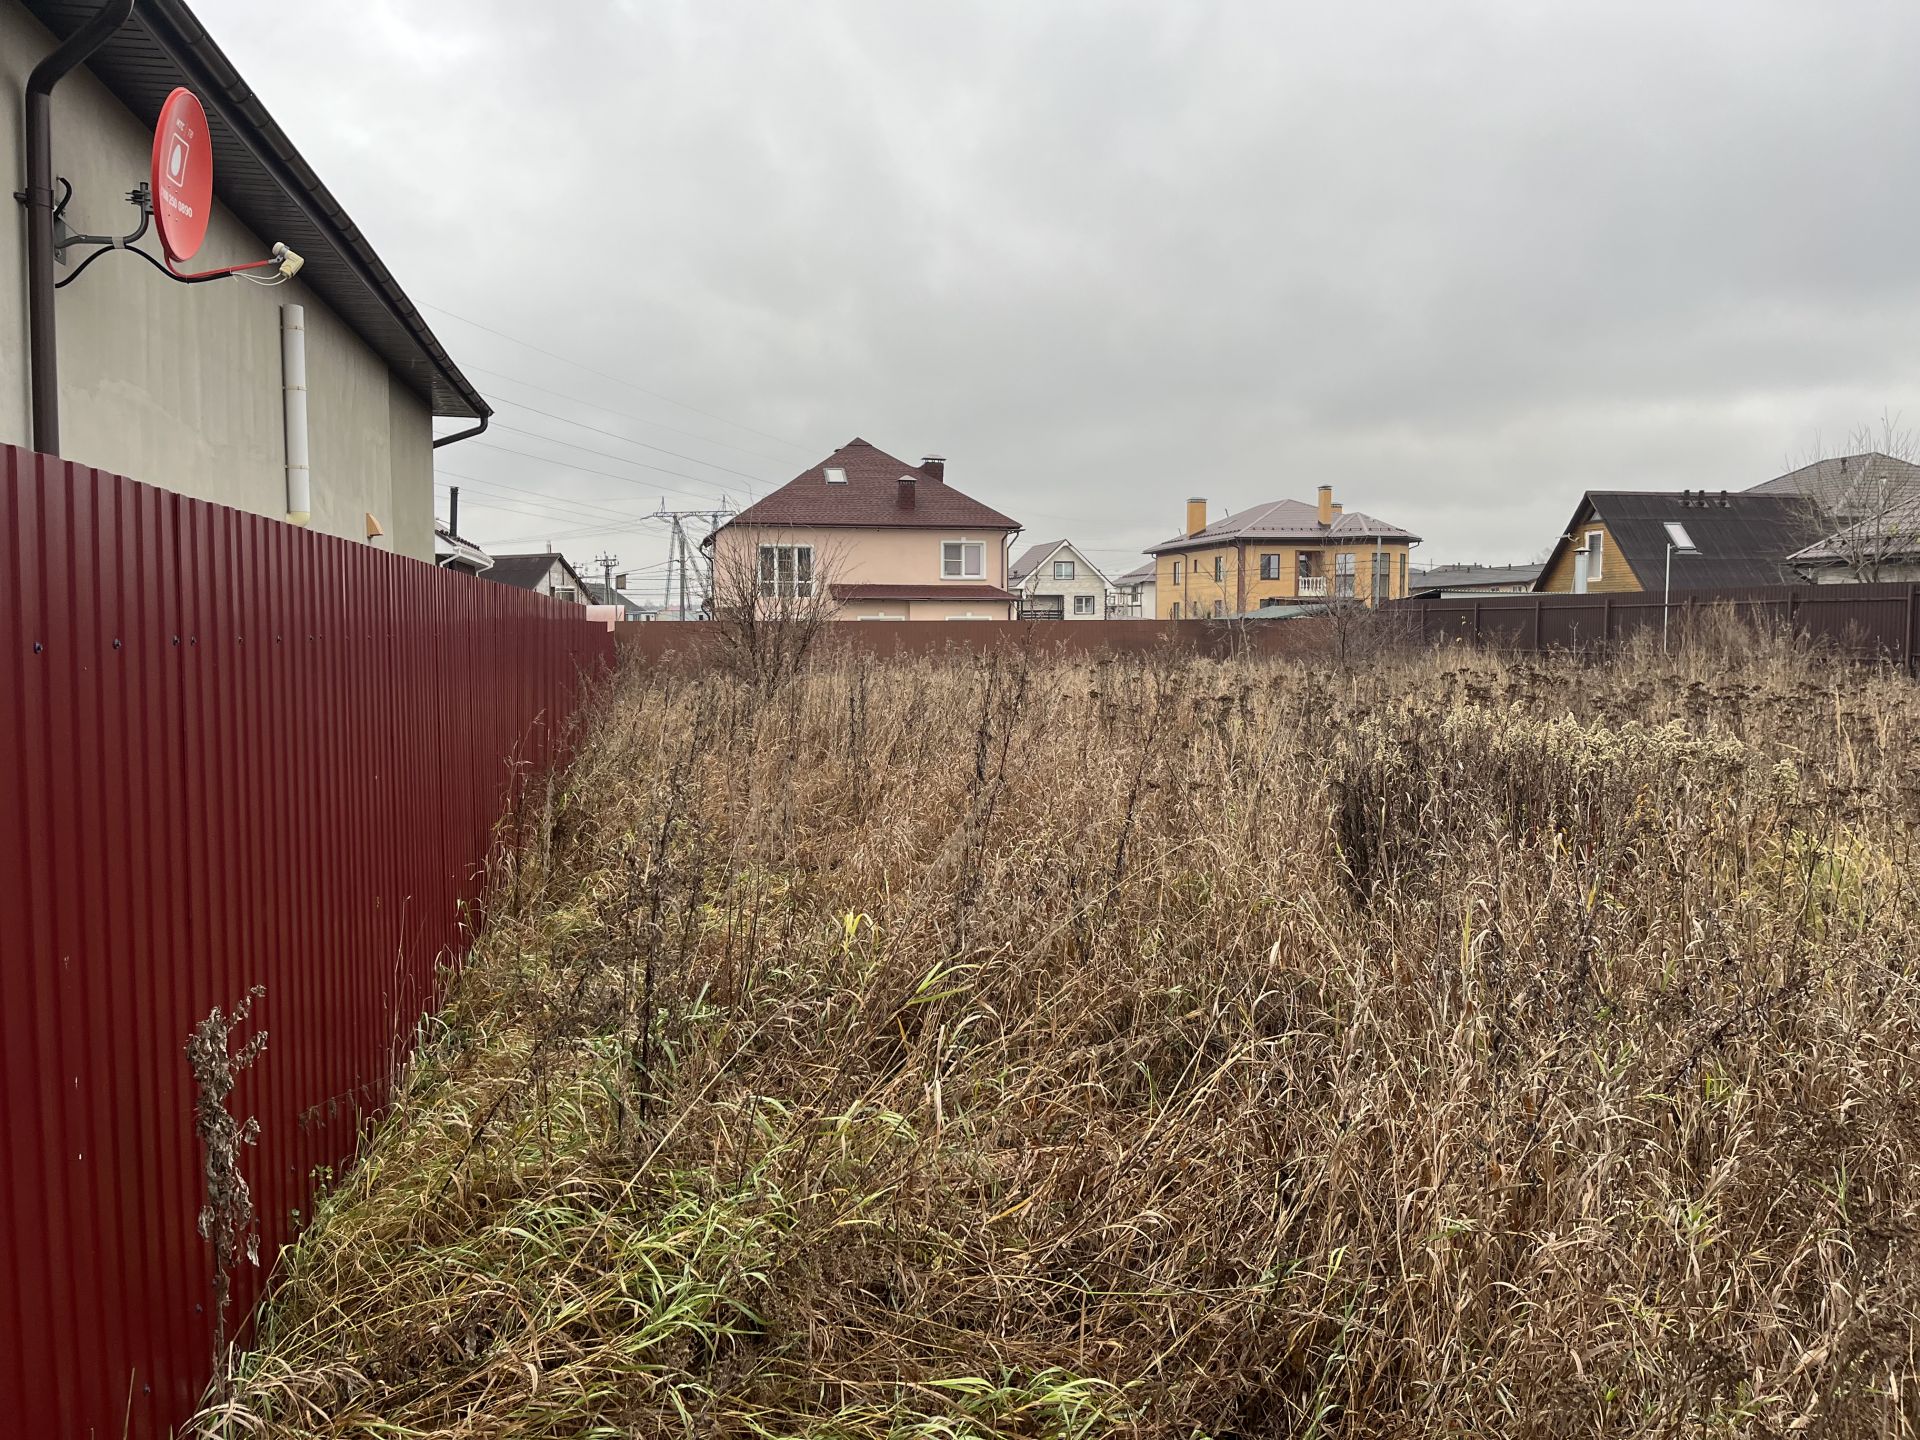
[824,467,847,484]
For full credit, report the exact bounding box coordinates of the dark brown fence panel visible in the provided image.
[0,444,614,1438]
[613,616,1338,666]
[1393,583,1920,669]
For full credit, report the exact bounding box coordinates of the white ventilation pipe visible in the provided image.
[281,303,311,526]
[1572,544,1589,594]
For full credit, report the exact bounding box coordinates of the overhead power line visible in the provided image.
[463,438,746,507]
[422,300,810,453]
[487,418,773,491]
[436,471,666,528]
[467,365,800,467]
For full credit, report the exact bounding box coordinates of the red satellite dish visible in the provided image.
[151,87,213,262]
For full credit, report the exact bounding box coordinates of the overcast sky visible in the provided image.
[198,0,1920,589]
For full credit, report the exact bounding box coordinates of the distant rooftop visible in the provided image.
[1148,497,1419,555]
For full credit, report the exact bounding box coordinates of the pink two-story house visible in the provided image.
[708,438,1023,620]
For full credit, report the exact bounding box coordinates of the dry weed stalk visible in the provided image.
[187,985,268,1389]
[201,637,1920,1439]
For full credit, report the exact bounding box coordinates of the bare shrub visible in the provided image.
[204,645,1920,1439]
[706,529,843,695]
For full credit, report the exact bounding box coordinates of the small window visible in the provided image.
[1073,594,1096,615]
[824,467,847,484]
[1260,553,1282,580]
[1172,559,1183,585]
[1585,530,1605,580]
[1170,602,1182,619]
[1212,599,1225,617]
[942,540,984,579]
[1053,558,1075,580]
[1214,555,1225,582]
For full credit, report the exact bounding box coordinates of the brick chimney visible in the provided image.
[920,455,946,481]
[1317,485,1334,526]
[1186,498,1208,536]
[897,474,917,508]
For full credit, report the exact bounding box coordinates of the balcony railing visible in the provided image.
[1297,576,1328,597]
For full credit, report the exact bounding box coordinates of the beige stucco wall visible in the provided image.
[1,1,435,561]
[713,522,1017,619]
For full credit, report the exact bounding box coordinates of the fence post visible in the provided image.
[1602,594,1613,649]
[1533,598,1543,652]
[1473,601,1482,647]
[1907,584,1918,676]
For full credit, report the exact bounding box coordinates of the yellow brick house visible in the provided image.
[1146,487,1420,618]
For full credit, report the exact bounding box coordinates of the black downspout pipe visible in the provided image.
[431,414,489,449]
[21,0,137,456]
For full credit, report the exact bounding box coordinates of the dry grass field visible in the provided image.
[201,637,1920,1438]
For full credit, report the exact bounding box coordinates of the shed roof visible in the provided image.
[719,439,1019,534]
[20,0,487,422]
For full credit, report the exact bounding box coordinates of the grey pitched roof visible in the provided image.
[1147,498,1420,555]
[1115,562,1157,584]
[1545,492,1831,590]
[1745,453,1920,516]
[21,0,486,421]
[483,552,585,592]
[1009,540,1066,583]
[1409,563,1541,593]
[1009,539,1112,588]
[1787,494,1920,563]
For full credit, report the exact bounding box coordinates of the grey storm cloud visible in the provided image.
[198,0,1920,577]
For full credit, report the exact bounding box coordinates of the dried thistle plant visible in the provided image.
[186,984,267,1386]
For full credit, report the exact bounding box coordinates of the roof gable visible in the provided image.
[721,439,1019,533]
[1009,538,1112,588]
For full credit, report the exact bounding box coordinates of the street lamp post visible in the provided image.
[1663,520,1701,652]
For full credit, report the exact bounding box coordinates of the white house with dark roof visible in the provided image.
[1008,539,1112,619]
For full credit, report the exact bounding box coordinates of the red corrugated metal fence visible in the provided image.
[0,444,614,1438]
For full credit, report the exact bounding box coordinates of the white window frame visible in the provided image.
[824,467,848,484]
[942,539,985,579]
[757,543,815,598]
[1073,594,1096,615]
[1053,558,1075,580]
[1585,529,1605,580]
[1172,559,1183,585]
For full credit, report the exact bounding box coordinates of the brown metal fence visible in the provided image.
[0,443,615,1438]
[1395,583,1920,670]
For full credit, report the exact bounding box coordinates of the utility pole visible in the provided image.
[594,551,618,609]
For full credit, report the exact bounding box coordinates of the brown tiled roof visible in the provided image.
[720,439,1020,533]
[1147,498,1420,554]
[831,583,1016,602]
